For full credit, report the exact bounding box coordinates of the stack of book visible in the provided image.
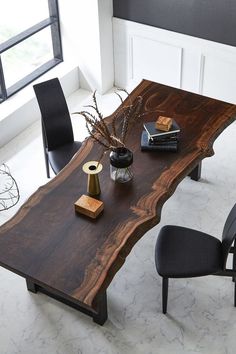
[141,120,180,152]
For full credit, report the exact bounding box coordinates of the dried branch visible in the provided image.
[114,91,124,105]
[73,88,143,151]
[80,111,110,142]
[85,122,110,150]
[92,91,112,140]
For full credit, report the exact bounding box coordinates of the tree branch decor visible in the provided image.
[73,89,143,152]
[0,164,20,211]
[73,89,164,183]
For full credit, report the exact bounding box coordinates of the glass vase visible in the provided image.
[110,147,133,183]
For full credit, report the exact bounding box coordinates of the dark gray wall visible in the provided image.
[113,0,236,47]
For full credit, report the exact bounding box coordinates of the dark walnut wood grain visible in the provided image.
[0,80,236,324]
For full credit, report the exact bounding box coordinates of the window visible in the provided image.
[0,0,63,103]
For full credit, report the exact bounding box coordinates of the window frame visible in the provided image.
[0,0,63,103]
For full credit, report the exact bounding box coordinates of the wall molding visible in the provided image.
[198,55,205,95]
[113,18,236,103]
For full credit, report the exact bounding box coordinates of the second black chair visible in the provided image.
[155,203,236,314]
[33,78,82,178]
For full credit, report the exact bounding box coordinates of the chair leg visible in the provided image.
[232,243,236,282]
[234,281,236,307]
[44,150,50,178]
[41,123,50,178]
[162,277,169,314]
[233,242,236,303]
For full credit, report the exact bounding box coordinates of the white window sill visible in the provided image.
[0,61,80,123]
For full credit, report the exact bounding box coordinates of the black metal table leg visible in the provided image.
[188,162,202,181]
[26,279,38,293]
[93,291,108,325]
[25,278,108,325]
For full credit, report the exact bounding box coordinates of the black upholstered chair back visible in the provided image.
[222,203,236,269]
[155,203,236,313]
[33,78,74,151]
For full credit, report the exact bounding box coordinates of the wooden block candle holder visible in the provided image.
[156,116,172,131]
[74,195,104,219]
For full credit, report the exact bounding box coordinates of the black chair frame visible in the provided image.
[155,204,236,314]
[33,78,81,178]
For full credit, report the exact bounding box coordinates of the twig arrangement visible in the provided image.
[0,164,20,211]
[73,89,143,152]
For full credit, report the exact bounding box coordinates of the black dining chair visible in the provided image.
[155,203,236,314]
[33,78,82,178]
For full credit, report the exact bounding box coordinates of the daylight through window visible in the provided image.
[0,0,62,103]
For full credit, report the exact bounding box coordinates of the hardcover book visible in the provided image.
[149,135,179,145]
[149,139,178,146]
[141,131,178,152]
[149,137,179,145]
[143,120,180,139]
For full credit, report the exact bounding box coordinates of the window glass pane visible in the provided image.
[0,0,49,42]
[2,27,54,89]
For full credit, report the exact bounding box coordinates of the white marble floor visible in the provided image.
[0,89,236,354]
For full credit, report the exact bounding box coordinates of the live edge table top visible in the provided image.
[0,80,236,318]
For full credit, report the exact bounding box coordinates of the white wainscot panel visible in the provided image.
[130,36,182,88]
[113,18,236,102]
[201,55,236,104]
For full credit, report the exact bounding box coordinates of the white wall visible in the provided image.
[59,0,114,94]
[0,1,114,148]
[113,18,236,104]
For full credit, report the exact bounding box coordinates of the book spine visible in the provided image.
[149,138,178,145]
[141,145,178,152]
[150,134,179,142]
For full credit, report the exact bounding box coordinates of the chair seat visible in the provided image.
[155,225,223,278]
[48,141,82,174]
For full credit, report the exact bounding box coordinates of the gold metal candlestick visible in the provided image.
[82,161,103,196]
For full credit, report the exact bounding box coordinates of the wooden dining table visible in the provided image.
[0,80,235,325]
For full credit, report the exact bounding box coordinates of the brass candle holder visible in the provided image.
[82,161,103,196]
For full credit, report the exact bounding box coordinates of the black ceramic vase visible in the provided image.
[109,147,133,183]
